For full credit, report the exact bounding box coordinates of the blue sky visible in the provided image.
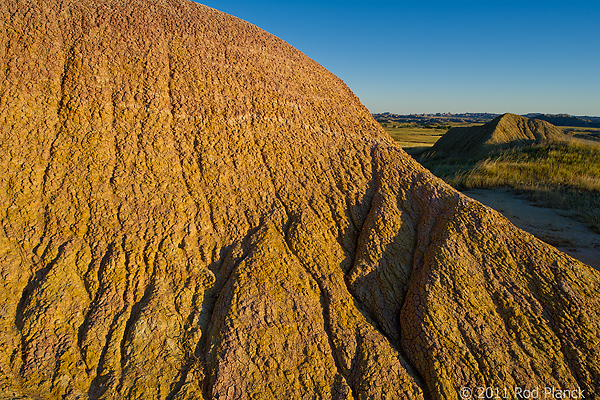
[198,1,599,116]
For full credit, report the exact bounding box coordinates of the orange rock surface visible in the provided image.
[0,1,598,399]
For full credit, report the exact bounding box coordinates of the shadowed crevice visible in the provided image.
[15,241,70,379]
[77,242,115,373]
[15,241,69,332]
[198,225,263,400]
[279,216,359,400]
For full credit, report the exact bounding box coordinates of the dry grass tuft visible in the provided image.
[422,138,600,231]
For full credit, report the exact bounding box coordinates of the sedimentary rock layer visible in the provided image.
[0,0,598,399]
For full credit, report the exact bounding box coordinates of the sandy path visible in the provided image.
[463,189,600,270]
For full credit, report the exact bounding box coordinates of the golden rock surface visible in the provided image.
[0,0,598,399]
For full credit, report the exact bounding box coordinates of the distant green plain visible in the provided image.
[381,125,444,148]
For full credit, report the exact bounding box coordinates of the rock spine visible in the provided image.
[0,1,598,399]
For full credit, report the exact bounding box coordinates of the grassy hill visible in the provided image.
[425,138,600,231]
[381,120,600,231]
[421,113,565,159]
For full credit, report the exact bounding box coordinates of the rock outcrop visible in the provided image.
[423,113,565,159]
[532,113,600,128]
[0,1,598,399]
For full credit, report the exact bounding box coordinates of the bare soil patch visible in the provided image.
[463,189,600,270]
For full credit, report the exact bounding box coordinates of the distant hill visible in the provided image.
[422,113,565,159]
[373,112,498,126]
[375,112,600,128]
[527,114,600,128]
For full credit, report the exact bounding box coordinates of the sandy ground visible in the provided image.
[463,189,600,271]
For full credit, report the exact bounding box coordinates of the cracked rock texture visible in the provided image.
[0,0,598,399]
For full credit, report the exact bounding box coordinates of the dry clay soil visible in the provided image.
[464,189,600,270]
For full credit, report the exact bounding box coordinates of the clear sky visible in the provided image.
[197,1,599,116]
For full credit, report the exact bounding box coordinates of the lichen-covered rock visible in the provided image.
[0,0,598,399]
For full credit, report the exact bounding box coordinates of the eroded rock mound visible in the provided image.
[0,1,598,399]
[423,113,565,159]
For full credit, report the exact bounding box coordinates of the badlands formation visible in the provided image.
[0,0,598,399]
[423,113,566,159]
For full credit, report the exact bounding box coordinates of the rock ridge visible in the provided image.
[0,0,599,399]
[423,113,566,159]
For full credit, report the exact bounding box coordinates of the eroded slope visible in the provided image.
[423,113,565,159]
[0,0,598,399]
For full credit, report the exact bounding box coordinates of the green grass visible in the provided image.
[382,125,445,148]
[380,123,454,157]
[382,122,600,231]
[380,122,482,153]
[562,126,600,142]
[421,138,600,231]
